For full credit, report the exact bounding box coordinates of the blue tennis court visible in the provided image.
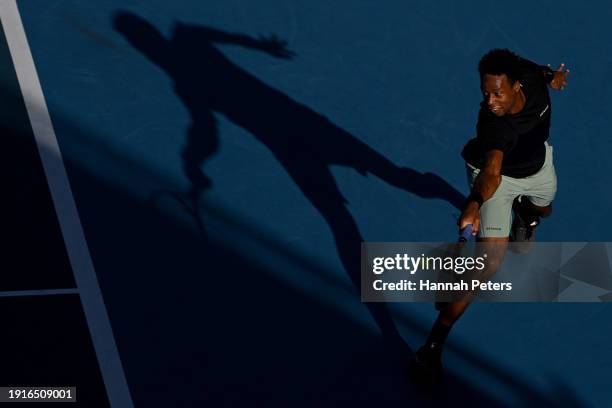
[5,0,612,406]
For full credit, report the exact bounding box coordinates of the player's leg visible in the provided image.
[532,202,553,217]
[436,237,508,321]
[414,164,515,381]
[415,237,508,380]
[511,142,557,242]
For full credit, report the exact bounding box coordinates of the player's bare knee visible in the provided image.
[530,201,552,218]
[540,203,552,218]
[472,237,508,279]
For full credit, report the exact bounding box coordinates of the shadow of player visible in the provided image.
[113,12,465,351]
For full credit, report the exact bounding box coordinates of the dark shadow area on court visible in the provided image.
[54,12,583,406]
[63,136,588,407]
[2,88,582,405]
[111,12,465,212]
[111,12,465,359]
[0,35,74,291]
[1,100,75,291]
[0,21,105,407]
[1,10,587,406]
[0,294,109,407]
[63,150,508,407]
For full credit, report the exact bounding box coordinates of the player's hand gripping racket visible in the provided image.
[459,224,473,242]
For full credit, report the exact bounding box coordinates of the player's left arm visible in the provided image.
[545,63,570,90]
[518,56,569,90]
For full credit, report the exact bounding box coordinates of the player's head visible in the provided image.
[478,48,523,116]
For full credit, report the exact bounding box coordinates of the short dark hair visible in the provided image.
[478,49,522,84]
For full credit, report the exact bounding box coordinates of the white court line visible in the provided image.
[0,2,133,407]
[0,288,79,297]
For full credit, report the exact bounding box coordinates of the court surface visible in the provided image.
[5,0,612,406]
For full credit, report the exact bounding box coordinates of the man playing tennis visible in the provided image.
[414,48,570,381]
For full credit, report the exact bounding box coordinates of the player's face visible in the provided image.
[481,74,520,117]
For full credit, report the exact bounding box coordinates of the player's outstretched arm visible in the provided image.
[459,150,503,235]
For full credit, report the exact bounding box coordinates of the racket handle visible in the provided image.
[459,224,473,242]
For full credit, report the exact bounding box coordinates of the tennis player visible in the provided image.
[414,49,570,382]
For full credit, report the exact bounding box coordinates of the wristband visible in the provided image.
[466,191,484,208]
[543,66,555,84]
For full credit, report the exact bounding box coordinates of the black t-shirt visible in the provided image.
[461,58,553,178]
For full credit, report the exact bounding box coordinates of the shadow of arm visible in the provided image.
[174,24,295,59]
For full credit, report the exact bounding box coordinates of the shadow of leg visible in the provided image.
[283,161,412,358]
[182,113,219,192]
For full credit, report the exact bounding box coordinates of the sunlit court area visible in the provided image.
[3,0,612,406]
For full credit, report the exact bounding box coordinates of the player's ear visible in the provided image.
[511,79,521,93]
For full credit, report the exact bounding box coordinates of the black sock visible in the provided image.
[425,318,452,350]
[515,196,541,221]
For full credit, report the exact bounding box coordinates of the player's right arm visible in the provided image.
[459,149,503,234]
